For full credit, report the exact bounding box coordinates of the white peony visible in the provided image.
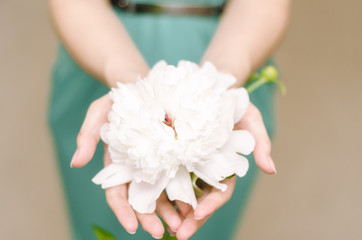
[92,61,255,213]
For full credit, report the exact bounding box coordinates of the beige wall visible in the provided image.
[238,1,362,239]
[1,1,361,239]
[0,1,69,239]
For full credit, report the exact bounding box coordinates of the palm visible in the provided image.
[71,94,276,240]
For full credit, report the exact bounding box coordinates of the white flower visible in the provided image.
[92,61,255,213]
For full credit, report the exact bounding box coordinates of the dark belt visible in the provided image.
[111,0,224,16]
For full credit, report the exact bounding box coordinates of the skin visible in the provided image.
[50,0,289,239]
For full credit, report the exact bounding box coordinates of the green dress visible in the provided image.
[48,1,276,239]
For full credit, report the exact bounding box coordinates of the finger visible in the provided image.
[104,145,139,234]
[136,212,165,239]
[105,185,138,234]
[71,94,112,168]
[103,143,112,166]
[156,193,182,232]
[193,177,236,220]
[167,227,176,237]
[176,210,209,240]
[236,103,276,174]
[175,200,192,218]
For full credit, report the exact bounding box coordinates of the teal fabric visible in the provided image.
[48,3,275,240]
[130,0,226,6]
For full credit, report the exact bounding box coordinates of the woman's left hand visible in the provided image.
[173,102,276,240]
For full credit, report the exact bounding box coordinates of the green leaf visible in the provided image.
[161,231,178,240]
[93,225,117,240]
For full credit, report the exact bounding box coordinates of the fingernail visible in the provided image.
[268,156,277,174]
[70,149,79,168]
[168,227,177,236]
[194,210,204,220]
[127,230,136,234]
[152,235,163,239]
[194,213,204,220]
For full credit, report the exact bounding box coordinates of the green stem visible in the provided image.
[245,66,287,95]
[270,78,287,95]
[246,77,268,94]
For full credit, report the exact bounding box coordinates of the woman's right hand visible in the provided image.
[70,94,182,239]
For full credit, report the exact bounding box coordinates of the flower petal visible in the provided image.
[166,166,197,209]
[197,152,234,180]
[222,151,249,178]
[193,151,249,192]
[178,60,199,72]
[174,119,198,140]
[100,123,110,144]
[221,130,255,155]
[151,60,168,72]
[210,93,237,148]
[215,72,237,92]
[92,163,133,189]
[226,87,249,123]
[193,154,230,192]
[128,175,169,213]
[193,170,227,192]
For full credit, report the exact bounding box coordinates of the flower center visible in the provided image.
[163,114,178,139]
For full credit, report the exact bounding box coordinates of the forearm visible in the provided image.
[202,0,290,87]
[49,0,149,87]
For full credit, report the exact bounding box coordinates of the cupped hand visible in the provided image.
[70,94,182,239]
[70,94,276,240]
[173,102,276,240]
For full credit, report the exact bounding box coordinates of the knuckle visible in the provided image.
[212,194,224,206]
[76,130,84,145]
[243,114,255,126]
[105,190,118,208]
[105,194,114,207]
[242,105,262,126]
[88,99,104,113]
[88,102,98,113]
[226,191,233,202]
[250,105,262,118]
[141,219,158,233]
[143,225,153,234]
[266,137,272,148]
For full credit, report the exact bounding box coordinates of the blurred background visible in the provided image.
[1,0,361,239]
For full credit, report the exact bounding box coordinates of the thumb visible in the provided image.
[235,103,276,174]
[71,94,112,168]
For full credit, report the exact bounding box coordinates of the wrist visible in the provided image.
[227,57,252,88]
[104,58,149,88]
[201,55,252,88]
